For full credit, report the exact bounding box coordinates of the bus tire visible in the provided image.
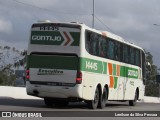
[98,87,107,109]
[87,87,99,109]
[129,91,137,106]
[44,98,53,107]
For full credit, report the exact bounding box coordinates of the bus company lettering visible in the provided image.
[32,35,62,41]
[128,70,138,77]
[86,61,98,70]
[37,68,63,75]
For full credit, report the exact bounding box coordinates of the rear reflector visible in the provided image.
[26,75,30,79]
[76,71,82,84]
[26,69,30,80]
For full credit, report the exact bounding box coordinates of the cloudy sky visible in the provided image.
[0,0,160,67]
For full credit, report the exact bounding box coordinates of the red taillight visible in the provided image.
[26,75,30,79]
[76,71,82,84]
[26,69,30,80]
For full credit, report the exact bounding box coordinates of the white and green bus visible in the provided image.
[26,21,146,109]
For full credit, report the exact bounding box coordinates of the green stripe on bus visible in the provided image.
[27,55,78,70]
[114,77,118,89]
[120,66,138,79]
[27,55,139,79]
[113,64,116,75]
[126,67,138,79]
[120,66,125,77]
[70,32,80,46]
[80,58,107,74]
[103,62,107,74]
[80,58,139,79]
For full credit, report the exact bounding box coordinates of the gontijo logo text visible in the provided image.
[32,35,62,41]
[30,31,76,46]
[128,70,138,77]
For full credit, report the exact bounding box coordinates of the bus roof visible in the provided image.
[32,21,144,52]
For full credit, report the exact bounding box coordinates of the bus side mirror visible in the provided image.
[156,75,160,83]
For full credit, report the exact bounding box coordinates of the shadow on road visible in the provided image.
[0,98,135,110]
[0,98,44,108]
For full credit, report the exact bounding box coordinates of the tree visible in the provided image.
[145,51,159,97]
[0,45,26,86]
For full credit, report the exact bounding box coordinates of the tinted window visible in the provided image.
[85,30,142,67]
[91,33,99,56]
[123,45,129,63]
[86,31,108,58]
[99,36,108,58]
[142,51,146,83]
[115,42,121,61]
[85,31,99,56]
[108,40,114,59]
[135,49,140,66]
[130,47,135,65]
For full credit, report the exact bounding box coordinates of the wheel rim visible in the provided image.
[94,89,99,104]
[102,91,107,102]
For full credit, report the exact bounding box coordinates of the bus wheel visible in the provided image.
[44,98,53,107]
[98,88,107,109]
[88,87,99,109]
[129,91,137,106]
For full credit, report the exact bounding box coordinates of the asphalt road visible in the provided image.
[0,98,160,111]
[0,98,160,119]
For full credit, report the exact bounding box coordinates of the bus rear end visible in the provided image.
[26,22,83,105]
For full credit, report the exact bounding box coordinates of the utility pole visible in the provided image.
[92,0,95,28]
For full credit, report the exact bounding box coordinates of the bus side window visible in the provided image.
[91,33,99,56]
[130,47,135,65]
[99,36,107,58]
[85,31,92,54]
[102,38,108,58]
[108,40,115,60]
[135,49,140,66]
[142,51,146,83]
[123,45,129,63]
[115,42,121,61]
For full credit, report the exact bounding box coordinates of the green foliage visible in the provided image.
[0,71,16,86]
[145,51,159,97]
[0,45,26,86]
[145,80,159,97]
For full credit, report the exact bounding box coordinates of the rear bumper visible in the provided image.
[26,81,83,99]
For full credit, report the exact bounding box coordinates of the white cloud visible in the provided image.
[0,0,160,66]
[0,19,12,34]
